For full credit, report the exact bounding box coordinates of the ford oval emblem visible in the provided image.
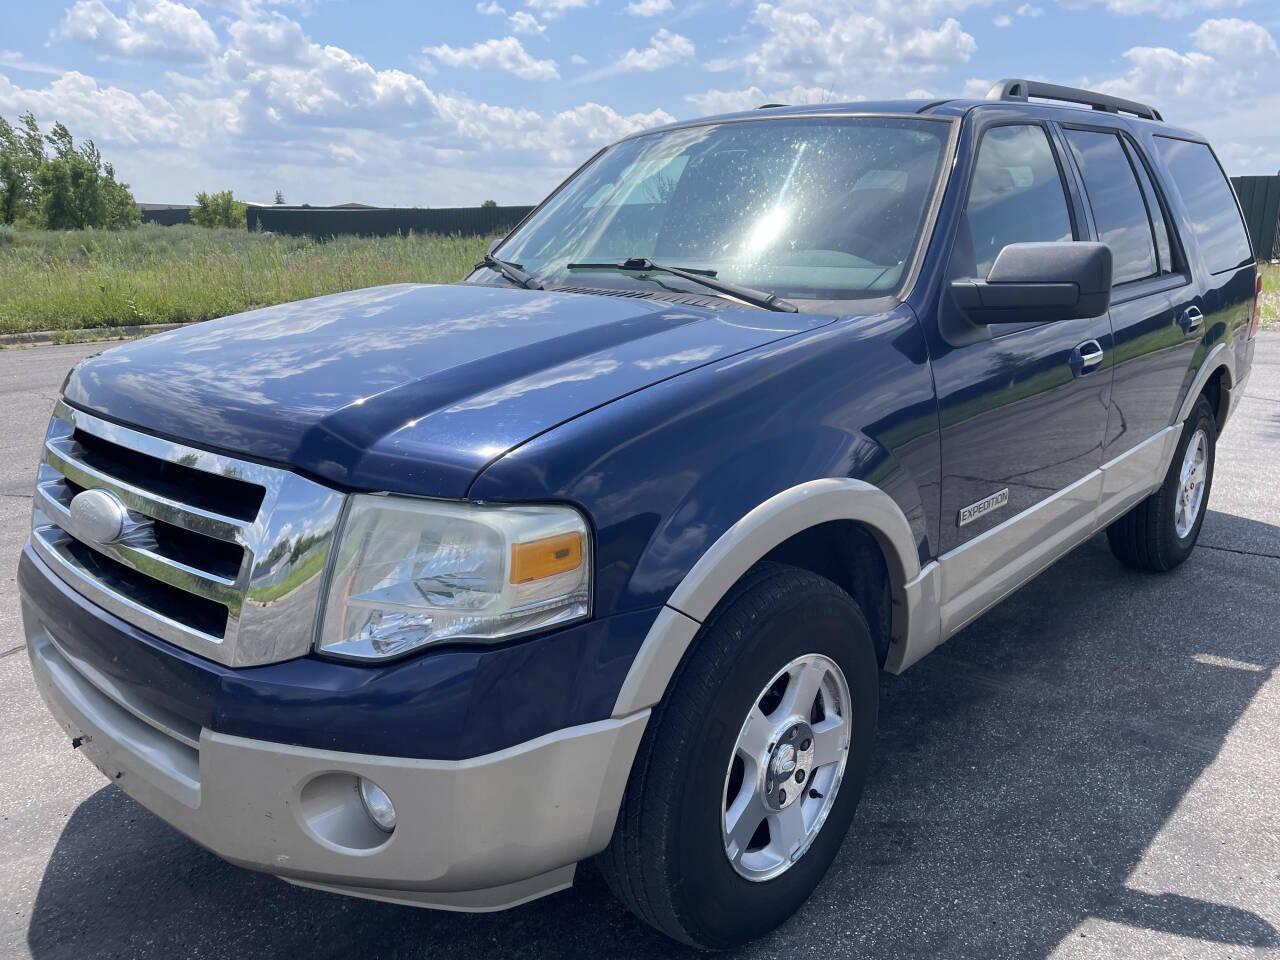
[68,488,127,544]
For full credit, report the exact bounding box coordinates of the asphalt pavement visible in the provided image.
[1,336,1278,960]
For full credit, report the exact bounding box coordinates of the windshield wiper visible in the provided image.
[477,252,543,290]
[565,257,798,313]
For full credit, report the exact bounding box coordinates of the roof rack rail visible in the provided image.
[985,78,1163,122]
[756,103,788,109]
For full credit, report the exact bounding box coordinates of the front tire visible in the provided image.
[597,563,878,949]
[1107,394,1216,572]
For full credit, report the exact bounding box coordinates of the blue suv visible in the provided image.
[20,80,1260,948]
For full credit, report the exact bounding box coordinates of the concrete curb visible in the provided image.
[0,322,196,348]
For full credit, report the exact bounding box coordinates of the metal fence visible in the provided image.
[245,204,535,238]
[1231,176,1280,260]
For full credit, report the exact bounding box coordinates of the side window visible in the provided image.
[1064,129,1158,285]
[959,124,1074,278]
[1123,139,1179,275]
[1153,137,1252,274]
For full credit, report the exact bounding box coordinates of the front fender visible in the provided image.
[468,306,940,621]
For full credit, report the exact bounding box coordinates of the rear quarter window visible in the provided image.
[1153,137,1252,274]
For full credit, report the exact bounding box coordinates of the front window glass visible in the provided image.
[958,124,1074,279]
[489,117,951,301]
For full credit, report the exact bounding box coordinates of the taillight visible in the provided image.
[1249,272,1263,339]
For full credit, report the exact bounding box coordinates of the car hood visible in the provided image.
[63,283,834,497]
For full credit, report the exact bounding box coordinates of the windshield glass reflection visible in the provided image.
[488,116,950,301]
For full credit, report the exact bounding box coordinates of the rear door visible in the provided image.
[930,119,1113,634]
[1058,125,1200,522]
[1150,135,1258,414]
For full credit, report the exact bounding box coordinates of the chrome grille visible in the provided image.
[30,400,346,667]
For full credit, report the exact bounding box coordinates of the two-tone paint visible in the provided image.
[19,95,1257,912]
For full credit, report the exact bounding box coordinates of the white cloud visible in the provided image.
[1089,17,1276,104]
[422,36,559,80]
[1016,3,1043,14]
[627,0,674,15]
[720,0,979,93]
[684,83,850,114]
[328,142,363,165]
[59,0,220,62]
[993,13,1012,25]
[1191,16,1277,59]
[0,51,66,76]
[570,53,588,64]
[432,92,673,162]
[1081,17,1279,173]
[0,70,186,143]
[525,0,591,14]
[1,2,686,206]
[1062,0,1242,18]
[508,11,546,34]
[476,1,505,12]
[612,28,695,72]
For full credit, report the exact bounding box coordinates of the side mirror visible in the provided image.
[950,241,1112,325]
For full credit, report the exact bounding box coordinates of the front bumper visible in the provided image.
[23,553,649,911]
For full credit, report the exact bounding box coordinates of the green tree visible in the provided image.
[103,162,140,229]
[0,112,46,224]
[274,190,286,204]
[481,198,497,208]
[1,115,138,229]
[191,189,247,228]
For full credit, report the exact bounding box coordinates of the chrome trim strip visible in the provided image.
[31,516,227,652]
[34,482,242,608]
[44,436,247,542]
[53,400,277,490]
[33,402,347,667]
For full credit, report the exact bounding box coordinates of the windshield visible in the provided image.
[486,116,952,303]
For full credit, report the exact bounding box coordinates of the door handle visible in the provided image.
[1070,339,1104,377]
[1178,306,1204,336]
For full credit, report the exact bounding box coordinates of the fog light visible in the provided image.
[357,777,396,833]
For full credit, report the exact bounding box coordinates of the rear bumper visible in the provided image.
[22,548,649,911]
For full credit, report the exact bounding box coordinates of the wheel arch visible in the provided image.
[611,478,941,717]
[1177,341,1235,431]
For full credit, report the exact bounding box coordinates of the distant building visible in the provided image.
[136,203,195,226]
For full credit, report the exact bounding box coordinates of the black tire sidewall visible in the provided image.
[1161,399,1216,561]
[666,578,878,948]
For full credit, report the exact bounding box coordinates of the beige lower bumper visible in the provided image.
[28,626,648,912]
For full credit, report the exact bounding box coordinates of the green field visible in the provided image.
[1261,260,1279,331]
[1,224,1276,338]
[0,225,491,336]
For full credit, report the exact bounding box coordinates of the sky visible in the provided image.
[1,0,1277,208]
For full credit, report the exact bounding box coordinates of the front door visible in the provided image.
[930,120,1113,635]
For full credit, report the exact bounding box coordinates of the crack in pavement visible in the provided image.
[1199,542,1280,560]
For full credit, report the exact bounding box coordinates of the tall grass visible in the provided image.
[1260,260,1279,331]
[0,225,491,335]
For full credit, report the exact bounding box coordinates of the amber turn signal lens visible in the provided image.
[510,532,583,584]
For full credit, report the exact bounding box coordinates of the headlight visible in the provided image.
[316,495,590,661]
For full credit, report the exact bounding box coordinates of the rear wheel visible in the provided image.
[597,563,878,949]
[1107,394,1216,572]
